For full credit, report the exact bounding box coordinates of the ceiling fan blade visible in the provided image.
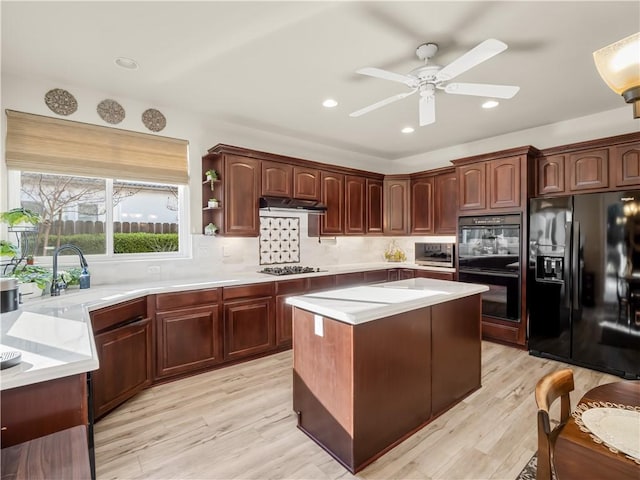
[419,95,435,126]
[356,67,418,87]
[444,82,520,99]
[350,90,417,118]
[436,39,508,82]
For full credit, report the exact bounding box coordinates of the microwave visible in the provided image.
[414,242,455,267]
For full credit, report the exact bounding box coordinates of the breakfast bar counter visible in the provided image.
[286,278,488,473]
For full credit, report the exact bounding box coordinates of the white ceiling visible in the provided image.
[2,1,638,163]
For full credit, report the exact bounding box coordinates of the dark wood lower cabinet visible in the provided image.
[414,270,455,281]
[275,278,308,348]
[224,296,276,361]
[93,317,152,419]
[155,305,222,379]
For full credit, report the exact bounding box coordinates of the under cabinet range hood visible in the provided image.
[259,196,327,213]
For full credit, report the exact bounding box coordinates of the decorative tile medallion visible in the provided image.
[97,99,125,124]
[259,216,300,265]
[142,108,166,132]
[44,88,78,116]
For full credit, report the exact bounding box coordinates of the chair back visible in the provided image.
[534,368,574,480]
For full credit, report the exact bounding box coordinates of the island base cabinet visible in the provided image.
[293,307,432,473]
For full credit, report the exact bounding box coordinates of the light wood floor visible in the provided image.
[95,342,618,480]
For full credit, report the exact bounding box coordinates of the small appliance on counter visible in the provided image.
[1,277,19,313]
[414,242,454,268]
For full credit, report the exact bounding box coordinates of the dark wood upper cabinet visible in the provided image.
[614,141,640,188]
[434,171,458,234]
[367,178,383,234]
[487,156,521,209]
[410,176,434,235]
[567,148,609,192]
[224,155,261,236]
[320,171,345,235]
[537,154,565,195]
[384,177,410,235]
[293,166,321,200]
[457,163,486,211]
[261,161,292,197]
[345,175,366,235]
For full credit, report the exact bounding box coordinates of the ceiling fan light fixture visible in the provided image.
[482,100,500,109]
[593,32,640,119]
[322,99,338,108]
[401,126,415,134]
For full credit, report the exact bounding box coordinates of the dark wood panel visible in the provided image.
[488,157,521,209]
[481,319,521,345]
[414,270,455,281]
[434,171,457,234]
[345,176,366,235]
[1,425,91,480]
[363,269,389,284]
[1,374,87,447]
[398,269,415,280]
[335,271,365,287]
[321,171,345,235]
[537,154,565,195]
[275,278,308,295]
[383,177,410,235]
[156,305,222,378]
[457,163,486,211]
[366,178,383,234]
[90,297,147,333]
[293,166,321,200]
[410,177,434,234]
[222,282,275,301]
[261,161,292,197]
[275,279,307,347]
[224,297,275,360]
[307,274,336,292]
[224,155,260,236]
[614,142,640,187]
[431,295,481,415]
[155,288,219,311]
[93,318,152,418]
[567,148,609,191]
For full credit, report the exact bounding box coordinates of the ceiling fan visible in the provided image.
[350,39,520,127]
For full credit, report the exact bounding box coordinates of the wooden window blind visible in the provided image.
[5,110,189,184]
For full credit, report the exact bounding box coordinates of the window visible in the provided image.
[11,171,185,258]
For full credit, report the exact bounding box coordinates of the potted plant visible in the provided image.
[205,169,219,191]
[204,223,218,236]
[208,198,219,208]
[0,207,41,228]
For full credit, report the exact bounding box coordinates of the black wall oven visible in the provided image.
[457,214,522,322]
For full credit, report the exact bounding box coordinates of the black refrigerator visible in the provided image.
[528,191,640,379]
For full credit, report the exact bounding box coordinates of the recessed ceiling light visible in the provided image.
[401,126,415,134]
[482,100,499,109]
[322,99,338,108]
[115,57,139,70]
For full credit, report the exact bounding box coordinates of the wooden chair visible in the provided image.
[535,368,574,480]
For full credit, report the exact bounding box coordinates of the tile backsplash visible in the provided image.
[259,216,300,265]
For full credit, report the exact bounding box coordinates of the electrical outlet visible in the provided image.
[147,266,160,274]
[223,245,231,257]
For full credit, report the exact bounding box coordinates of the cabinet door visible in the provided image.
[537,155,565,195]
[335,271,365,287]
[262,161,292,197]
[275,278,307,348]
[93,317,152,419]
[364,269,388,284]
[567,149,609,191]
[399,268,415,280]
[224,297,275,360]
[321,171,344,235]
[225,155,260,236]
[434,171,458,234]
[458,163,486,211]
[366,178,383,234]
[293,166,321,200]
[384,178,410,235]
[488,157,521,209]
[411,177,434,234]
[345,175,366,235]
[614,142,640,187]
[156,305,222,379]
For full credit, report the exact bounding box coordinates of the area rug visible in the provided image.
[515,453,537,480]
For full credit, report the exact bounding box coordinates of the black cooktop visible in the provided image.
[259,266,322,276]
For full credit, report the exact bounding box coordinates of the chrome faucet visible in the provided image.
[51,244,90,296]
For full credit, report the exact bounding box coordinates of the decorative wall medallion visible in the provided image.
[141,108,166,132]
[97,99,125,124]
[44,88,78,116]
[259,216,300,265]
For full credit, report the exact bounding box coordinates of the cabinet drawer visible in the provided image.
[155,288,219,311]
[223,282,275,301]
[90,297,147,333]
[307,275,336,292]
[335,271,365,287]
[275,278,307,295]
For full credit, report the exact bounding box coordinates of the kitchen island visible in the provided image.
[286,277,488,473]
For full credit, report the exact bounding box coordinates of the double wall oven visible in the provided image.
[457,214,522,322]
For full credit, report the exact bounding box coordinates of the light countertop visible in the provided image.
[0,262,459,391]
[286,277,488,325]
